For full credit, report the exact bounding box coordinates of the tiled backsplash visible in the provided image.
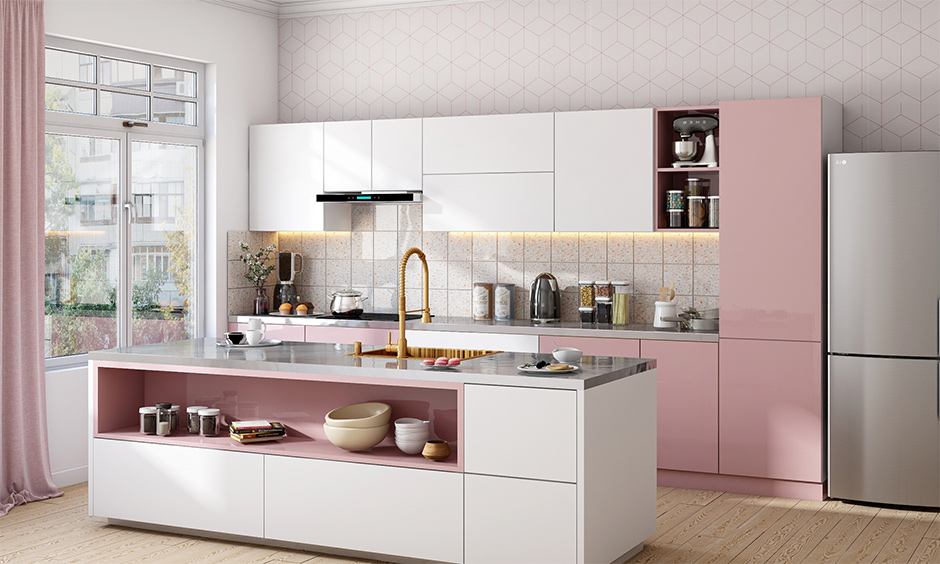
[227,204,718,323]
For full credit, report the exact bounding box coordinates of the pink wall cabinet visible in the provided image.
[718,97,842,342]
[538,336,639,358]
[640,340,718,474]
[718,338,823,483]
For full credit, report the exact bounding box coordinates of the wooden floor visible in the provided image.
[2,483,939,564]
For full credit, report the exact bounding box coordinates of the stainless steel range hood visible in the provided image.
[316,192,422,203]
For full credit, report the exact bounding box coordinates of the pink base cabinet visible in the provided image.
[718,338,824,484]
[640,340,718,474]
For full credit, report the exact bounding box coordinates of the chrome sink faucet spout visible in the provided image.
[397,247,432,358]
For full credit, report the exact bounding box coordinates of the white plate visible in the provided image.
[517,364,580,374]
[217,339,283,348]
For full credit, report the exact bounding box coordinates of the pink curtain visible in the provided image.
[0,0,62,516]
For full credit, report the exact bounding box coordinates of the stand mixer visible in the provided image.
[672,114,719,168]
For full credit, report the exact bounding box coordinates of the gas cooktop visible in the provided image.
[315,312,425,321]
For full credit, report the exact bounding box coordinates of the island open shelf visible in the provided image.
[92,362,463,472]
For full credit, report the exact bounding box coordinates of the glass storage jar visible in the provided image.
[187,405,207,434]
[199,408,221,437]
[688,196,707,228]
[612,281,630,325]
[685,177,710,197]
[595,281,612,299]
[139,406,157,435]
[596,297,613,324]
[155,402,172,436]
[708,195,719,228]
[170,405,180,432]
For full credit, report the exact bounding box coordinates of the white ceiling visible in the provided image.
[205,0,482,18]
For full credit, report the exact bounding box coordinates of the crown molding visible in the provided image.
[201,0,483,19]
[276,0,481,18]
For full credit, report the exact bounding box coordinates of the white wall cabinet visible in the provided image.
[324,120,372,193]
[249,123,350,231]
[465,474,577,564]
[424,113,554,174]
[464,384,577,482]
[93,439,264,538]
[422,172,554,232]
[373,117,422,192]
[265,455,463,563]
[555,108,654,232]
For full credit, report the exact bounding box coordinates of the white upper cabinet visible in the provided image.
[423,113,554,174]
[324,120,371,192]
[423,173,554,232]
[249,123,350,232]
[373,118,422,191]
[554,108,654,232]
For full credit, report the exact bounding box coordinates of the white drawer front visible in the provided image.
[92,439,264,537]
[465,474,576,564]
[464,384,577,482]
[264,456,463,563]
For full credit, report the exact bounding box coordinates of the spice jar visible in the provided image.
[666,190,686,210]
[187,405,207,434]
[472,282,494,320]
[494,283,515,320]
[199,408,221,437]
[688,196,707,228]
[612,281,630,325]
[667,209,684,228]
[155,402,172,436]
[139,406,157,435]
[170,405,180,432]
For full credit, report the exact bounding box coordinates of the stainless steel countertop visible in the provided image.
[229,314,719,342]
[89,339,656,391]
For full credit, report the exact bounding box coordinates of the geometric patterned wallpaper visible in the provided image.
[278,0,939,151]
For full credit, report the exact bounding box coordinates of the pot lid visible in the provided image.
[331,289,362,297]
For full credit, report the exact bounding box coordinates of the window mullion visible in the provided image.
[119,134,133,347]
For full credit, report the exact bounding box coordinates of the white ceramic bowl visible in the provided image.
[395,438,428,455]
[395,429,430,442]
[552,347,583,364]
[325,402,391,429]
[323,422,389,451]
[394,417,429,428]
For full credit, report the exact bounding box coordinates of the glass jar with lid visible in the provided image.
[155,402,172,436]
[612,281,631,325]
[139,406,157,435]
[199,408,221,437]
[187,405,207,434]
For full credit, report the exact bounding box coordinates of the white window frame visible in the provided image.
[44,37,206,370]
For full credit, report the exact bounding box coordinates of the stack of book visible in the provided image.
[229,420,286,444]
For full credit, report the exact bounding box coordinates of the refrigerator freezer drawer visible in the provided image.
[829,355,940,508]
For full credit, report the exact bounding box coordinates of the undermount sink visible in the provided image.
[353,346,501,360]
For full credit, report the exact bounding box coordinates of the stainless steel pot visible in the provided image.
[329,290,368,317]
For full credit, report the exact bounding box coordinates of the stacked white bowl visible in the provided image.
[323,402,391,451]
[394,417,430,454]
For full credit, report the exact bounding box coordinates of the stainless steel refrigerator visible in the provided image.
[828,151,940,508]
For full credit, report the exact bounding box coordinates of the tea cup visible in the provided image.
[224,331,244,345]
[245,329,264,345]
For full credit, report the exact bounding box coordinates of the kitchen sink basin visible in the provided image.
[352,346,501,360]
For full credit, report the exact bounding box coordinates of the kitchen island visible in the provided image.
[89,339,656,564]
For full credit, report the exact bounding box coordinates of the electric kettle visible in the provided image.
[529,272,561,322]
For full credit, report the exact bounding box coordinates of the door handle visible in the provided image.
[122,201,137,224]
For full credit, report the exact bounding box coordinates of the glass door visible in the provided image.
[129,137,198,346]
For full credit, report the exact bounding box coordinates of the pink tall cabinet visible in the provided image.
[717,97,842,499]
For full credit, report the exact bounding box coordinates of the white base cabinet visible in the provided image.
[265,456,463,563]
[465,474,577,564]
[92,439,264,538]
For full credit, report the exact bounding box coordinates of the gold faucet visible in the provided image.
[394,247,432,358]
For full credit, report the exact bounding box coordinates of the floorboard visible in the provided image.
[2,483,938,564]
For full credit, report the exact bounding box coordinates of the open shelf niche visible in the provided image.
[93,363,463,472]
[654,106,720,232]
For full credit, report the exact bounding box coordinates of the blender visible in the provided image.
[273,252,303,309]
[672,113,719,167]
